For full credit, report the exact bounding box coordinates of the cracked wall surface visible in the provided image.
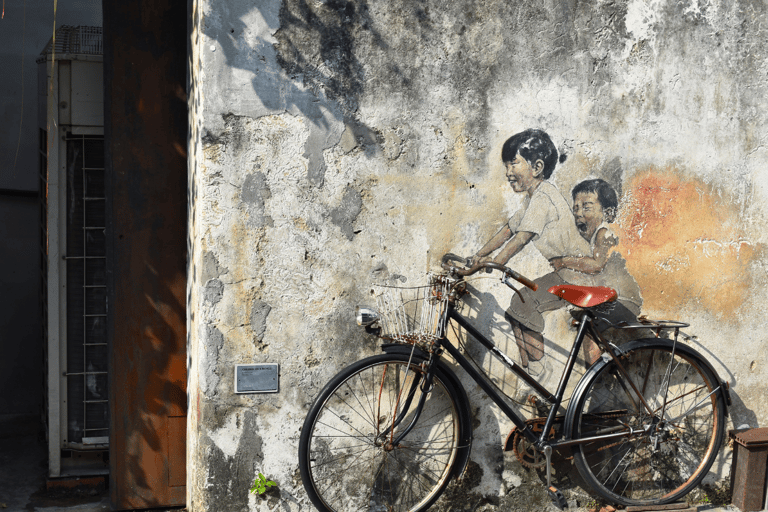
[189,0,768,510]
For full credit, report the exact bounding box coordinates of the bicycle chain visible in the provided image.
[506,410,632,469]
[508,417,559,469]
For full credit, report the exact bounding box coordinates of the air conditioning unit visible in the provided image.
[38,25,108,478]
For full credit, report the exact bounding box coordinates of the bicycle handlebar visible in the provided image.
[440,253,538,291]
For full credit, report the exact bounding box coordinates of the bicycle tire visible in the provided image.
[299,353,464,512]
[569,339,726,506]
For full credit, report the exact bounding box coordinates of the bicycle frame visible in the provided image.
[428,304,604,449]
[380,289,724,456]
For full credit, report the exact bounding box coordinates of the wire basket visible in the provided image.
[372,274,454,349]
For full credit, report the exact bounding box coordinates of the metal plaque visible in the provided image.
[235,364,279,394]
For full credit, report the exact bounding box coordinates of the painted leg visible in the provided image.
[521,326,544,362]
[582,334,602,366]
[512,321,545,365]
[512,322,529,368]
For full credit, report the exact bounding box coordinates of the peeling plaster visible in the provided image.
[329,186,363,240]
[190,0,768,509]
[250,298,271,343]
[203,279,224,305]
[241,172,273,227]
[203,250,229,282]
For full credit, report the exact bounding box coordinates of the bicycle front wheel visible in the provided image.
[570,340,726,507]
[299,353,462,512]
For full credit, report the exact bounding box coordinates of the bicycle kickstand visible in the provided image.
[543,445,568,510]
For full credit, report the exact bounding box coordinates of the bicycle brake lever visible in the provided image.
[502,276,526,303]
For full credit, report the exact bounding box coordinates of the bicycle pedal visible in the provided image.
[546,486,568,510]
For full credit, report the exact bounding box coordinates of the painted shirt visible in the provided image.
[589,222,643,312]
[508,181,590,260]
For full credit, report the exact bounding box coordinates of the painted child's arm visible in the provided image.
[473,224,514,261]
[491,231,535,266]
[550,228,617,274]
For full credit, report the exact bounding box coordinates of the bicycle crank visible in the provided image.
[504,409,631,468]
[503,416,562,469]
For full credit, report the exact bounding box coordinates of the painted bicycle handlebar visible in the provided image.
[440,253,538,291]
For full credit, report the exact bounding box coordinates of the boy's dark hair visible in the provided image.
[572,178,619,222]
[501,129,561,179]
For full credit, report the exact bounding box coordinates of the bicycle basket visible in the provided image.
[371,274,454,348]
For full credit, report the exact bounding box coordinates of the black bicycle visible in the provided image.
[298,254,730,511]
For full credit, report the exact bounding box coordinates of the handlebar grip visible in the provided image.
[507,270,538,291]
[440,253,537,290]
[482,263,537,291]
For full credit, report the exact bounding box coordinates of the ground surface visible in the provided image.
[0,417,741,512]
[0,417,185,512]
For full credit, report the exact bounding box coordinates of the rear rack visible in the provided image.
[613,316,690,338]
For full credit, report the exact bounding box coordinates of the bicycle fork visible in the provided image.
[378,357,437,450]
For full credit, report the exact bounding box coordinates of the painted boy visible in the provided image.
[471,129,590,368]
[550,178,643,363]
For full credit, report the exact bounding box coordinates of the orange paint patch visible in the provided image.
[614,169,758,320]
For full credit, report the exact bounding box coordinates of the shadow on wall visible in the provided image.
[119,266,187,498]
[201,0,383,123]
[198,0,409,185]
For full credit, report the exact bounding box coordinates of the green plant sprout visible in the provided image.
[250,472,277,496]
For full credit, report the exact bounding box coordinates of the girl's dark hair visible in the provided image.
[572,178,619,222]
[500,129,561,179]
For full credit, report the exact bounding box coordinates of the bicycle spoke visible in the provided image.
[336,381,379,429]
[651,384,707,416]
[315,414,371,441]
[316,446,378,496]
[664,388,719,425]
[572,342,724,506]
[300,356,461,512]
[350,372,379,428]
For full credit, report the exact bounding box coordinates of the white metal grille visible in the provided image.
[39,26,103,57]
[64,134,108,446]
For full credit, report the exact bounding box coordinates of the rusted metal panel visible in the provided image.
[730,429,768,512]
[104,0,188,508]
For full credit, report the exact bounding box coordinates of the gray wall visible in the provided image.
[0,1,101,423]
[0,0,102,189]
[189,0,768,509]
[0,195,40,419]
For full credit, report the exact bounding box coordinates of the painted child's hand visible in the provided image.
[471,255,494,267]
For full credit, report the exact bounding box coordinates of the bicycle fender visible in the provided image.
[562,353,612,441]
[380,344,474,480]
[563,338,730,440]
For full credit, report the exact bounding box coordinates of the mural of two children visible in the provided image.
[471,129,643,368]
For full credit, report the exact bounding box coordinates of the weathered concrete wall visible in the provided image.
[189,0,768,509]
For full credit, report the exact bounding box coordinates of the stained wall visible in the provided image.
[189,0,768,509]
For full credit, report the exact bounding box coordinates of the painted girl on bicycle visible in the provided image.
[471,129,590,368]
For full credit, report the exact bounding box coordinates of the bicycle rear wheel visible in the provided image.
[299,353,462,512]
[570,340,725,507]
